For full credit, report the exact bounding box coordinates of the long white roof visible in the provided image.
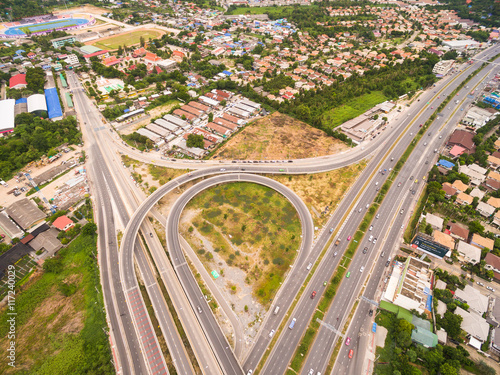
[0,99,15,132]
[27,94,47,113]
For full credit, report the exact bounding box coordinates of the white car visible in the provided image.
[369,225,373,231]
[360,266,364,272]
[269,329,275,338]
[220,168,226,171]
[486,286,495,292]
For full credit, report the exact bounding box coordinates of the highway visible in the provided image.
[67,40,499,375]
[260,48,500,375]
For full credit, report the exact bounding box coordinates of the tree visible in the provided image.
[439,362,458,375]
[468,220,484,235]
[208,112,214,122]
[440,311,463,340]
[82,222,97,236]
[186,134,204,149]
[140,36,145,47]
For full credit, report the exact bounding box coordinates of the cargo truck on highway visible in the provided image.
[334,238,341,246]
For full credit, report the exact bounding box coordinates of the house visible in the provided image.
[433,230,455,250]
[9,73,27,89]
[447,222,469,241]
[476,201,495,217]
[447,129,476,154]
[488,155,500,170]
[454,285,489,315]
[488,197,500,209]
[494,211,500,227]
[442,182,457,198]
[452,180,468,193]
[456,192,473,206]
[456,240,481,265]
[485,252,500,281]
[470,233,494,250]
[470,187,485,200]
[425,213,443,231]
[458,164,486,185]
[485,177,500,191]
[144,52,162,64]
[455,306,490,348]
[171,50,186,62]
[29,228,62,258]
[52,215,75,232]
[132,47,147,57]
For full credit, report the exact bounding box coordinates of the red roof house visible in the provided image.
[9,73,27,89]
[53,215,75,232]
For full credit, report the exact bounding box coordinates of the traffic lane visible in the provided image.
[136,236,195,375]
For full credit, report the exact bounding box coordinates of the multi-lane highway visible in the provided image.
[70,40,500,375]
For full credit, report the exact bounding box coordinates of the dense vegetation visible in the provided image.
[0,114,80,180]
[26,67,46,93]
[375,309,493,375]
[436,0,500,27]
[0,225,113,374]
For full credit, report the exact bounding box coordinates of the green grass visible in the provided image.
[19,20,79,34]
[0,233,113,374]
[322,91,387,129]
[225,5,303,15]
[185,182,301,306]
[93,30,163,50]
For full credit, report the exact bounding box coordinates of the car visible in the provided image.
[279,168,284,172]
[369,309,373,317]
[423,142,427,146]
[333,252,338,257]
[197,306,202,313]
[411,190,416,195]
[360,266,364,272]
[487,286,495,292]
[308,370,314,375]
[373,238,377,244]
[323,281,327,286]
[289,318,296,329]
[420,124,423,127]
[410,176,414,180]
[439,135,442,139]
[220,168,226,171]
[363,247,368,254]
[397,182,402,187]
[311,291,317,299]
[346,272,351,278]
[384,277,388,283]
[386,261,390,267]
[376,214,380,219]
[358,208,362,213]
[348,349,354,359]
[477,282,484,286]
[150,233,153,238]
[400,209,404,214]
[347,236,352,241]
[369,235,373,242]
[415,179,418,183]
[307,263,313,270]
[431,106,434,109]
[366,204,369,209]
[269,329,275,338]
[247,370,253,375]
[345,337,351,346]
[329,228,334,233]
[369,225,373,231]
[375,181,379,186]
[425,160,429,164]
[381,251,385,257]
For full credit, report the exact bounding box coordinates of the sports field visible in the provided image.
[92,29,163,50]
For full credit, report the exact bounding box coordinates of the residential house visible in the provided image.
[455,306,490,349]
[494,211,500,227]
[485,252,500,281]
[447,222,469,241]
[442,182,457,198]
[425,213,443,231]
[452,180,468,193]
[476,201,495,218]
[52,215,75,232]
[488,155,500,170]
[456,192,473,206]
[456,240,481,265]
[470,188,485,200]
[470,233,494,250]
[454,284,489,315]
[447,129,476,154]
[433,230,455,250]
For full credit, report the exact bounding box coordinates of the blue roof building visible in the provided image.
[44,88,63,121]
[437,159,455,169]
[15,98,27,104]
[222,70,232,76]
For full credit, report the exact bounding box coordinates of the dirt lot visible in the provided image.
[271,161,367,227]
[213,112,349,160]
[53,4,108,16]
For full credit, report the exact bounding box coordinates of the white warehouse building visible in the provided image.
[27,94,47,115]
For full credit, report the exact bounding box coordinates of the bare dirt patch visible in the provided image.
[271,161,367,227]
[213,112,349,160]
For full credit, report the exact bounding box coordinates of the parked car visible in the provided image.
[477,282,484,286]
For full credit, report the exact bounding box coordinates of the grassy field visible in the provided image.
[225,5,316,15]
[92,30,163,50]
[322,91,388,129]
[181,182,301,305]
[0,233,113,374]
[213,112,349,160]
[271,161,366,227]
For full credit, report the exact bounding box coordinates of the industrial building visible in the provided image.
[0,99,15,133]
[27,94,47,115]
[44,88,63,121]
